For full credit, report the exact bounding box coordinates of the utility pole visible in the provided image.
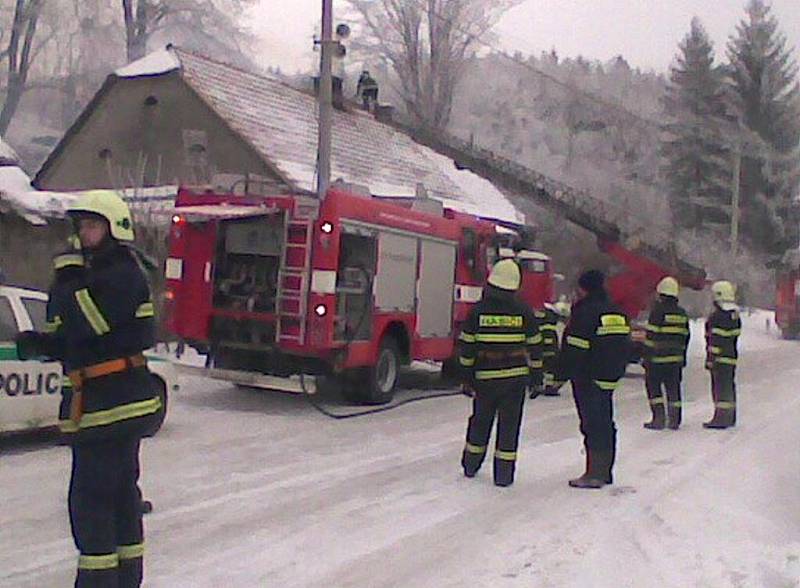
[316,0,334,200]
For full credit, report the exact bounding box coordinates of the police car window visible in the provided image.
[22,298,47,332]
[0,297,17,340]
[522,259,547,273]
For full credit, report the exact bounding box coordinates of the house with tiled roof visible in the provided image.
[33,46,521,223]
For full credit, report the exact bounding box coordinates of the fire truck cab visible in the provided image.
[165,186,516,404]
[498,247,554,310]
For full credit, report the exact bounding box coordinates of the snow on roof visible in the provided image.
[114,47,181,78]
[426,150,523,224]
[173,50,463,201]
[168,49,521,220]
[0,179,177,225]
[39,47,524,225]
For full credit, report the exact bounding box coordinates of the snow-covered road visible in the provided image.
[2,311,799,587]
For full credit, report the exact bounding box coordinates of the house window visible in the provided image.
[98,148,112,160]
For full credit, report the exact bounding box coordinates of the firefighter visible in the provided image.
[533,302,562,397]
[458,259,543,487]
[356,70,379,110]
[703,280,741,429]
[554,270,630,489]
[642,276,690,430]
[15,190,161,587]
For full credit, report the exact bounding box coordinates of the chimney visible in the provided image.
[374,103,395,123]
[312,75,344,109]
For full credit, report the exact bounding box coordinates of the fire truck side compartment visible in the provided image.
[336,231,377,341]
[417,239,457,337]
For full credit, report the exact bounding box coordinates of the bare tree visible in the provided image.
[0,0,45,135]
[347,0,519,131]
[120,0,257,64]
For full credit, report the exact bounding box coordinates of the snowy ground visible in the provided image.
[1,310,799,587]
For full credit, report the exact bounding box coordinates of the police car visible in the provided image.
[0,284,177,435]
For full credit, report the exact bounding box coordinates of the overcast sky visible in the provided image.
[248,0,800,74]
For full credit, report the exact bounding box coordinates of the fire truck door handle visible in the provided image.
[204,262,212,283]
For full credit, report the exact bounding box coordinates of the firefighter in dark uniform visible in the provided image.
[533,303,562,397]
[643,277,690,430]
[555,270,630,489]
[458,259,543,487]
[356,70,379,110]
[16,190,162,588]
[703,280,741,429]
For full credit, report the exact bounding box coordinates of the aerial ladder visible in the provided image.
[398,124,707,317]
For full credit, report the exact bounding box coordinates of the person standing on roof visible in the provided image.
[642,277,691,430]
[554,270,631,489]
[457,259,543,487]
[15,190,161,588]
[356,70,379,111]
[703,280,741,429]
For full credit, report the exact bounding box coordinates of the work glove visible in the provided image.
[15,331,53,360]
[705,359,713,370]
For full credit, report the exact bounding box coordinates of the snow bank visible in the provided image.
[115,48,180,78]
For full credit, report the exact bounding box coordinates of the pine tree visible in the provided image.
[661,18,731,231]
[727,0,800,253]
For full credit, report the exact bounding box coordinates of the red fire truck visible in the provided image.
[165,186,552,404]
[775,250,800,339]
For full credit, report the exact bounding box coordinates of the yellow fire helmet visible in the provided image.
[487,259,521,291]
[68,190,135,242]
[711,280,736,304]
[656,276,680,297]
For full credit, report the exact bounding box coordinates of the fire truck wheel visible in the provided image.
[367,337,400,404]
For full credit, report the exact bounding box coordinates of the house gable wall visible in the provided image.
[36,73,284,191]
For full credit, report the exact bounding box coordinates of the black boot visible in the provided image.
[462,445,485,478]
[568,450,605,489]
[703,413,734,429]
[644,396,666,429]
[667,403,682,430]
[493,457,516,487]
[119,556,143,588]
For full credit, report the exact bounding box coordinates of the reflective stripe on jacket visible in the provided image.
[705,306,741,367]
[458,286,542,388]
[555,289,631,387]
[644,297,690,366]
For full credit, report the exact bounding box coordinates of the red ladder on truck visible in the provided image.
[275,215,314,344]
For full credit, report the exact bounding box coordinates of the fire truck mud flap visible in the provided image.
[180,366,317,394]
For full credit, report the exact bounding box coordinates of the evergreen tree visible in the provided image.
[727,0,800,253]
[661,17,731,231]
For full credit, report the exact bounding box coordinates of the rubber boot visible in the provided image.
[493,457,515,487]
[703,409,735,429]
[119,557,143,588]
[461,446,485,478]
[667,403,682,430]
[643,399,666,430]
[568,450,605,489]
[594,450,614,486]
